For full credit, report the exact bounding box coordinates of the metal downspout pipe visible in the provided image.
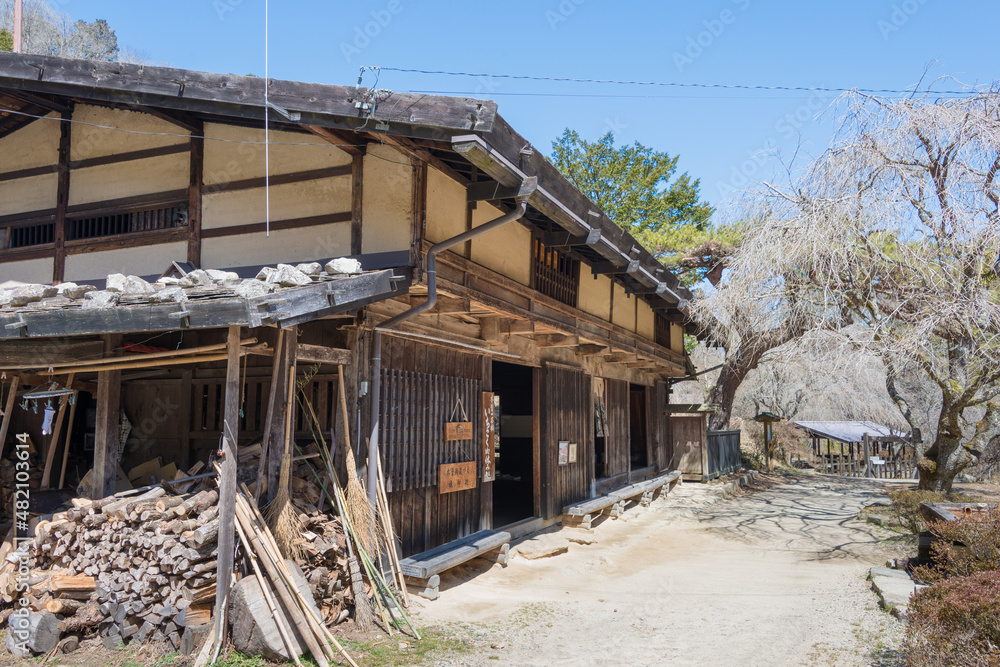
[366,177,538,504]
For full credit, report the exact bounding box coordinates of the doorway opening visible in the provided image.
[491,361,535,527]
[629,383,648,469]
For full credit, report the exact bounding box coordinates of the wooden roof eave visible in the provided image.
[0,268,408,340]
[450,133,691,315]
[0,52,497,140]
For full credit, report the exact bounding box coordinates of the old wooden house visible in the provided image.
[0,54,695,574]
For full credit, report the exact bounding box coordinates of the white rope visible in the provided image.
[264,0,270,236]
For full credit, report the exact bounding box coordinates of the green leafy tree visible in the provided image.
[551,130,714,257]
[0,28,12,52]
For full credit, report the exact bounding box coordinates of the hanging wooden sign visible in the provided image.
[438,461,477,494]
[445,397,473,441]
[444,421,473,441]
[481,392,497,482]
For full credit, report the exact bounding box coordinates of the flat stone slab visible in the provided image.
[870,567,925,619]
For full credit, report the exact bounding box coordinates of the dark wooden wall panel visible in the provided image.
[381,337,488,557]
[604,379,630,480]
[651,381,670,470]
[540,365,592,519]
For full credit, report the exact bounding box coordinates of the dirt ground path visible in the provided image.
[412,475,905,667]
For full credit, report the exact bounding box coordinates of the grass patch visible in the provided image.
[341,626,474,667]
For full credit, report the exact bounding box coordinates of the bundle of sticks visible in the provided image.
[3,484,219,653]
[228,484,358,667]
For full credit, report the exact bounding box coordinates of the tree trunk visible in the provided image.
[917,403,975,492]
[708,362,751,430]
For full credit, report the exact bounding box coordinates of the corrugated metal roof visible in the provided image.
[794,421,907,444]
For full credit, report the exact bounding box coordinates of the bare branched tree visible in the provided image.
[698,84,1000,491]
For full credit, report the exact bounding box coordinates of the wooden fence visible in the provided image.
[706,429,741,480]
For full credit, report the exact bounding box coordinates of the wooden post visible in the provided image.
[826,439,831,474]
[214,326,241,647]
[187,120,204,267]
[91,336,121,499]
[351,153,364,255]
[57,387,79,489]
[0,375,20,461]
[40,373,74,489]
[268,328,297,504]
[53,108,72,284]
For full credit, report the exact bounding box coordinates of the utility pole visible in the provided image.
[13,0,23,53]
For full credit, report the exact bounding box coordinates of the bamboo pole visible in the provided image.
[233,518,303,667]
[18,345,268,375]
[237,489,358,667]
[5,338,258,372]
[377,463,409,607]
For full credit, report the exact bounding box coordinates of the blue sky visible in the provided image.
[56,0,1000,215]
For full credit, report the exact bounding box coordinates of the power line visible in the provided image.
[372,66,985,97]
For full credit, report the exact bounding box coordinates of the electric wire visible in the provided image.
[370,66,986,97]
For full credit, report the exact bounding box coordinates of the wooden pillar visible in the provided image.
[268,327,297,503]
[826,439,831,474]
[0,376,20,461]
[409,159,427,279]
[214,326,241,645]
[186,121,204,267]
[53,108,72,284]
[91,336,122,499]
[351,153,364,255]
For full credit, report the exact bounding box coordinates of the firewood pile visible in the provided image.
[0,460,358,659]
[296,510,352,625]
[2,485,220,655]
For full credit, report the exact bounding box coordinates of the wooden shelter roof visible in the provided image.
[794,420,908,444]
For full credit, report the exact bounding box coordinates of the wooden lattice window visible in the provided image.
[68,203,187,241]
[655,313,672,348]
[6,220,55,249]
[532,237,580,307]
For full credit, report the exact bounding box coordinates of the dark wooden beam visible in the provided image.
[3,90,72,115]
[129,104,200,133]
[90,335,121,499]
[0,164,58,183]
[67,142,189,170]
[351,154,363,255]
[303,125,366,156]
[187,120,204,267]
[296,343,351,366]
[204,165,351,195]
[467,181,523,202]
[534,334,579,348]
[52,108,71,284]
[200,212,351,239]
[372,132,467,185]
[538,228,602,248]
[591,259,640,276]
[575,343,608,356]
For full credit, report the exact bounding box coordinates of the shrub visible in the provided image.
[887,489,987,534]
[911,506,1000,584]
[903,569,1000,667]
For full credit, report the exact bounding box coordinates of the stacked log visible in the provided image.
[295,511,352,625]
[21,487,219,651]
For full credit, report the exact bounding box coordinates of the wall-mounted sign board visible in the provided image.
[445,421,473,441]
[439,461,477,494]
[481,392,497,482]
